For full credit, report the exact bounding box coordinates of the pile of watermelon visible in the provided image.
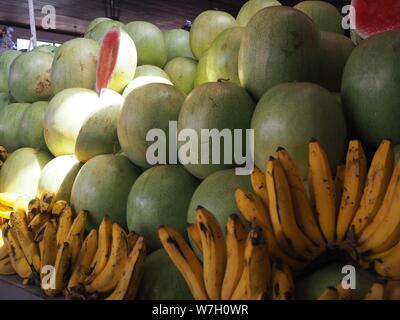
[0,0,399,299]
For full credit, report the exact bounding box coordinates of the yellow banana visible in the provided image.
[0,192,19,209]
[318,286,338,300]
[196,206,226,300]
[0,256,15,275]
[336,282,352,300]
[85,223,128,293]
[334,164,345,212]
[364,282,386,300]
[56,205,73,248]
[277,147,325,248]
[187,223,203,253]
[51,200,68,216]
[40,192,55,214]
[126,231,139,253]
[0,224,9,260]
[250,167,269,208]
[159,225,208,300]
[221,214,247,300]
[309,139,336,244]
[40,220,58,280]
[271,259,294,300]
[28,212,51,238]
[351,139,393,237]
[368,222,400,256]
[374,241,400,279]
[336,140,367,242]
[106,236,146,300]
[0,203,12,220]
[27,198,41,216]
[65,210,87,269]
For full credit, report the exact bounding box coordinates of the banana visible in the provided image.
[231,226,271,300]
[336,140,367,242]
[0,193,19,208]
[85,216,112,285]
[317,286,338,300]
[386,281,400,300]
[0,203,12,220]
[276,147,325,248]
[196,206,226,300]
[40,192,55,214]
[68,229,98,289]
[336,282,352,300]
[250,167,269,208]
[187,223,203,253]
[65,210,87,269]
[126,231,139,253]
[27,198,41,216]
[334,165,345,212]
[309,139,336,244]
[85,223,128,293]
[40,220,58,280]
[271,259,294,300]
[10,209,41,272]
[368,222,400,256]
[28,212,51,238]
[364,282,386,300]
[56,205,73,248]
[374,241,400,279]
[51,200,68,216]
[221,214,247,300]
[0,224,9,260]
[0,256,15,275]
[106,236,146,300]
[158,225,208,300]
[351,140,393,237]
[266,158,315,260]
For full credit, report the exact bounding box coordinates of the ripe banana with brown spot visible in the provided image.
[250,167,269,208]
[0,224,9,260]
[318,286,338,300]
[276,147,325,249]
[367,222,400,257]
[106,236,146,300]
[336,140,367,242]
[56,205,73,248]
[85,223,128,293]
[309,139,336,244]
[271,259,294,300]
[27,198,41,216]
[65,210,87,269]
[51,200,68,216]
[364,282,386,300]
[40,192,55,214]
[0,256,15,275]
[334,164,345,212]
[196,206,226,300]
[28,212,51,238]
[40,220,58,280]
[374,241,400,279]
[159,225,208,300]
[221,214,247,300]
[187,223,203,253]
[126,231,139,253]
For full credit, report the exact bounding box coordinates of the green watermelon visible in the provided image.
[164,57,197,94]
[0,50,21,93]
[190,10,236,60]
[193,50,210,87]
[127,165,198,252]
[134,65,170,80]
[70,154,141,229]
[0,103,30,151]
[251,82,347,179]
[122,76,173,98]
[137,249,192,300]
[236,0,282,27]
[85,20,124,43]
[164,29,195,62]
[341,30,400,147]
[32,45,58,55]
[238,6,320,100]
[85,17,112,34]
[18,101,48,150]
[294,0,344,34]
[0,93,9,111]
[178,82,255,179]
[124,21,167,68]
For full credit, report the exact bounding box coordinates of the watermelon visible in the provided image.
[0,148,53,198]
[164,29,195,62]
[341,30,400,147]
[0,93,9,110]
[85,17,112,34]
[8,51,53,103]
[238,6,320,100]
[43,88,101,156]
[85,20,124,43]
[126,165,198,251]
[236,0,282,27]
[137,249,192,300]
[351,0,400,39]
[134,65,170,80]
[206,27,244,85]
[0,103,30,152]
[18,101,48,150]
[164,57,197,94]
[122,76,173,98]
[51,38,99,94]
[190,10,236,60]
[96,27,137,94]
[32,45,58,55]
[193,51,210,87]
[70,154,141,229]
[124,21,167,68]
[0,50,21,93]
[178,82,255,180]
[251,82,347,179]
[37,155,82,202]
[118,83,186,169]
[319,31,355,92]
[294,1,344,34]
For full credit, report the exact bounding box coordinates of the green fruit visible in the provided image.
[9,51,53,103]
[44,88,101,156]
[190,10,236,60]
[294,0,344,34]
[319,32,355,92]
[51,38,99,94]
[37,155,82,202]
[342,30,400,147]
[122,76,173,98]
[0,50,21,92]
[118,83,186,169]
[194,51,210,87]
[18,101,48,150]
[164,29,195,62]
[75,90,123,162]
[206,27,244,85]
[70,154,141,229]
[164,57,197,94]
[0,147,52,198]
[178,82,255,179]
[239,6,320,100]
[85,20,124,43]
[138,249,192,300]
[0,93,9,111]
[236,0,282,27]
[127,165,198,252]
[134,65,170,80]
[0,103,30,151]
[85,17,112,34]
[124,21,167,68]
[251,82,347,179]
[32,45,57,54]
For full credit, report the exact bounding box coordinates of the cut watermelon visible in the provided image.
[96,27,137,94]
[352,0,400,39]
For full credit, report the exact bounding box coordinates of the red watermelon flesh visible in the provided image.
[353,0,400,39]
